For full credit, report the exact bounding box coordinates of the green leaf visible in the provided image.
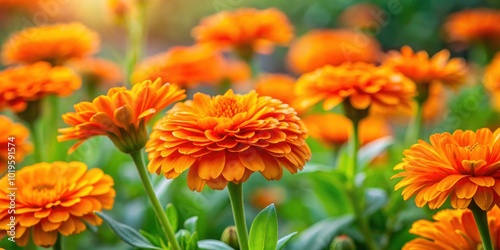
[365,188,388,215]
[184,216,198,233]
[358,136,393,170]
[140,229,161,247]
[248,204,278,250]
[198,240,234,250]
[308,172,352,216]
[166,203,178,232]
[292,215,354,250]
[276,232,297,250]
[187,232,199,250]
[95,211,161,250]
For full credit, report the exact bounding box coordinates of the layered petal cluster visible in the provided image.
[444,8,500,46]
[69,57,122,87]
[131,45,224,88]
[146,89,311,191]
[0,62,81,112]
[0,115,32,174]
[58,78,186,153]
[287,29,381,74]
[383,46,467,87]
[295,62,416,112]
[393,128,500,210]
[2,22,100,65]
[302,114,392,147]
[484,53,500,111]
[0,161,115,247]
[403,207,500,249]
[192,8,294,55]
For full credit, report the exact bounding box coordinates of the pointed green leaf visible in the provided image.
[277,232,297,250]
[198,240,234,250]
[166,203,178,232]
[140,229,161,247]
[95,211,161,249]
[248,204,278,250]
[358,136,393,169]
[184,216,198,233]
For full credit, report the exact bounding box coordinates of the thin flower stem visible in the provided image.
[27,122,42,163]
[346,120,378,250]
[124,1,148,87]
[53,234,62,250]
[404,101,424,147]
[129,150,181,250]
[470,202,493,250]
[227,183,250,250]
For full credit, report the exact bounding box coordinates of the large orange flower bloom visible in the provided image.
[295,62,416,112]
[0,161,115,247]
[403,207,500,249]
[484,52,500,111]
[2,22,100,65]
[287,29,381,74]
[302,114,391,147]
[0,62,81,112]
[444,8,500,46]
[58,78,186,153]
[0,115,32,174]
[68,57,122,87]
[192,8,294,56]
[383,45,467,87]
[131,45,224,88]
[146,89,311,191]
[393,128,500,211]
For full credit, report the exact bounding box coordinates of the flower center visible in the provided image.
[210,96,244,118]
[32,184,55,191]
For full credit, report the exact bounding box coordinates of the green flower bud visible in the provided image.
[330,234,356,250]
[221,226,239,249]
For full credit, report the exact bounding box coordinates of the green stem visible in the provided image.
[347,119,360,189]
[47,96,60,161]
[124,1,148,87]
[53,234,62,250]
[345,120,378,250]
[470,202,493,250]
[129,150,181,250]
[27,122,42,163]
[227,183,249,250]
[404,101,424,147]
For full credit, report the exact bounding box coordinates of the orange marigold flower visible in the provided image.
[393,128,500,211]
[222,58,251,84]
[338,3,383,30]
[68,57,122,87]
[302,114,391,147]
[295,63,416,112]
[2,22,100,65]
[146,89,311,191]
[0,115,32,174]
[192,8,294,56]
[0,62,81,112]
[0,161,115,247]
[372,83,448,124]
[255,73,305,113]
[403,207,500,249]
[287,29,381,74]
[444,8,500,46]
[383,45,467,87]
[484,52,500,111]
[58,78,186,153]
[131,45,224,88]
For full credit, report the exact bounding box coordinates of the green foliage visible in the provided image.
[248,204,278,250]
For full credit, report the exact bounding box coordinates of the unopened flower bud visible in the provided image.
[221,226,239,249]
[330,234,356,250]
